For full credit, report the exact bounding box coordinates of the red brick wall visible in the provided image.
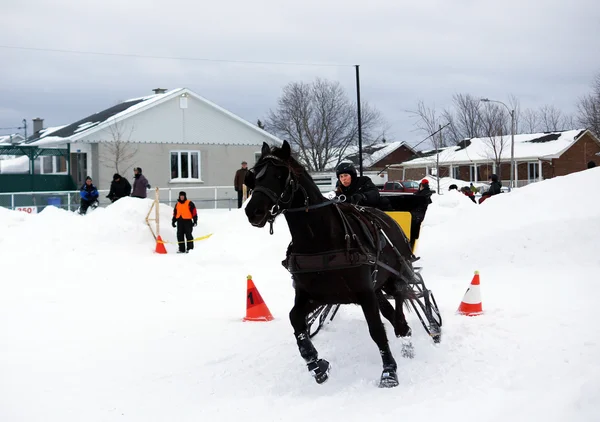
[552,133,600,176]
[372,145,416,168]
[389,168,427,181]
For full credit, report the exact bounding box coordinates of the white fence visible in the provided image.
[0,186,239,213]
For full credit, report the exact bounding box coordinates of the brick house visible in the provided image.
[389,129,600,187]
[342,141,417,171]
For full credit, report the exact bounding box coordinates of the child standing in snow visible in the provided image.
[79,176,99,215]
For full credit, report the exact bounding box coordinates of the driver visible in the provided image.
[334,163,381,207]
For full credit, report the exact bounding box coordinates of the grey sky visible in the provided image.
[1,0,599,147]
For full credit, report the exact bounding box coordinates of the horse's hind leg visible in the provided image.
[394,288,412,338]
[289,289,330,384]
[358,291,399,388]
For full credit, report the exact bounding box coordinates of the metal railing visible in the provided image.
[0,186,240,213]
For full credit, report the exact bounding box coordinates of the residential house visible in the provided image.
[390,129,600,187]
[0,133,26,145]
[25,88,282,200]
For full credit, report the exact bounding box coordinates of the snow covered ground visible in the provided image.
[1,168,599,422]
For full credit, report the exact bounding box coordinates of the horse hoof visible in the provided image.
[379,368,399,388]
[395,325,412,338]
[307,358,330,384]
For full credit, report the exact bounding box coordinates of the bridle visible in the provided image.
[251,154,342,234]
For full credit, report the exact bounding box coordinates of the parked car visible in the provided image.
[381,180,420,193]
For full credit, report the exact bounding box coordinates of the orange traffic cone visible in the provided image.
[457,271,483,316]
[155,235,167,254]
[243,275,274,321]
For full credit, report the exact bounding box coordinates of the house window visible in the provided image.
[40,156,68,174]
[452,167,459,179]
[469,165,481,182]
[527,162,539,181]
[171,151,201,180]
[254,152,261,164]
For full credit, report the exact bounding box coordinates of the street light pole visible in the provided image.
[355,65,363,177]
[480,98,515,192]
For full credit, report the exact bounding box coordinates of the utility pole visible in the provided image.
[437,124,442,195]
[355,65,363,176]
[22,119,27,140]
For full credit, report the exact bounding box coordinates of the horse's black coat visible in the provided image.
[244,141,416,387]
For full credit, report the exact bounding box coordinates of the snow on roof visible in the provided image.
[400,129,594,167]
[343,141,413,168]
[0,133,25,144]
[25,87,281,147]
[322,141,415,171]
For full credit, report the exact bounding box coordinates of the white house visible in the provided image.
[25,88,282,201]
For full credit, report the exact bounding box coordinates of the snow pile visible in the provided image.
[1,168,600,421]
[422,176,487,193]
[0,155,29,173]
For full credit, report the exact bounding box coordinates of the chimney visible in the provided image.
[32,117,44,135]
[152,88,168,94]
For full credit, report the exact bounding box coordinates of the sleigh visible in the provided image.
[306,192,442,344]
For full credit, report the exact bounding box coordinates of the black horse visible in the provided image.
[244,141,419,388]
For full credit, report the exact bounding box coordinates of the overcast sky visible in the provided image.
[1,0,599,146]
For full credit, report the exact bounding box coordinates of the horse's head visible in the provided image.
[245,140,300,228]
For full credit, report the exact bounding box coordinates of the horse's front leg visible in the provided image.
[358,291,399,388]
[289,289,331,384]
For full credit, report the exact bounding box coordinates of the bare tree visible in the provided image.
[480,103,509,174]
[409,100,447,146]
[266,78,386,171]
[577,72,600,137]
[100,119,138,175]
[539,104,569,131]
[450,93,483,142]
[522,108,540,133]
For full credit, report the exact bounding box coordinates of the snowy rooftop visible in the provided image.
[25,87,281,147]
[0,133,25,145]
[25,90,184,146]
[342,141,414,168]
[400,129,594,167]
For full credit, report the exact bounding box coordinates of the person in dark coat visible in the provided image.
[171,191,198,253]
[409,179,433,250]
[479,174,502,204]
[234,161,249,208]
[78,176,99,215]
[334,163,382,207]
[107,173,132,203]
[131,167,150,199]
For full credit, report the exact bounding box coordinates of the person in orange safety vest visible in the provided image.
[171,191,198,253]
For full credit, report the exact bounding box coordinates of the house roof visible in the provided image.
[25,88,282,147]
[342,141,415,168]
[398,129,597,167]
[0,133,25,145]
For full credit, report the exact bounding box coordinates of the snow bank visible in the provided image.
[1,167,599,422]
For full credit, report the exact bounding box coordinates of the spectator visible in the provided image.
[78,176,99,215]
[107,173,132,203]
[410,179,433,251]
[234,161,249,208]
[479,174,502,204]
[131,167,150,198]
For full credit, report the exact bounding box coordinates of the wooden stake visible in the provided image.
[145,187,160,241]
